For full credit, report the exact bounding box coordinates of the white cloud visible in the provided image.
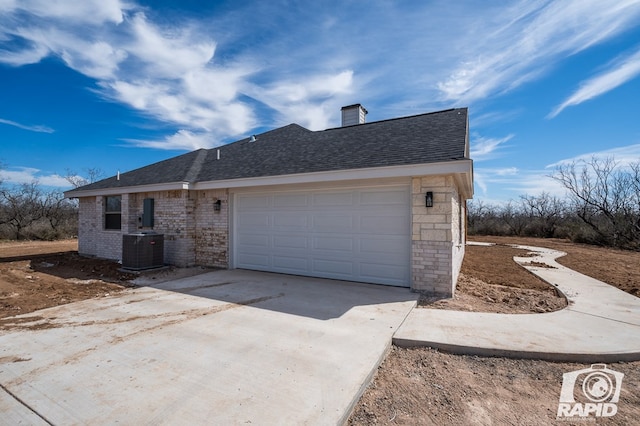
[104,79,256,135]
[474,143,640,202]
[547,143,640,169]
[122,130,221,151]
[470,133,513,161]
[437,0,640,104]
[0,43,50,66]
[2,0,126,25]
[549,47,640,117]
[2,0,640,154]
[474,166,566,201]
[0,167,70,187]
[0,2,258,147]
[247,70,355,129]
[10,26,127,79]
[0,117,54,133]
[62,40,128,79]
[126,13,216,79]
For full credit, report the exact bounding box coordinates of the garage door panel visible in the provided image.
[237,253,270,267]
[238,195,270,209]
[313,259,353,276]
[237,234,270,248]
[273,256,308,271]
[274,213,308,228]
[312,215,353,232]
[238,213,270,227]
[360,189,409,205]
[273,235,308,249]
[360,214,409,234]
[235,186,410,287]
[314,236,354,252]
[312,192,353,206]
[273,193,308,207]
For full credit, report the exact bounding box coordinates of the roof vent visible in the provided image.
[249,135,256,142]
[341,104,367,127]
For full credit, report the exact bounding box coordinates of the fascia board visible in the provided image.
[64,181,190,198]
[194,160,473,190]
[64,160,474,197]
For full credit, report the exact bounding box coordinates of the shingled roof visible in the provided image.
[66,107,469,195]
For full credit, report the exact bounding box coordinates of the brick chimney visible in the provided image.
[341,104,368,127]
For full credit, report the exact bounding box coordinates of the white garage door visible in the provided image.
[233,185,410,287]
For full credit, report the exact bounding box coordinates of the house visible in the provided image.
[64,105,473,296]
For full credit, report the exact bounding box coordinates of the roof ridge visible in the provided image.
[250,123,311,139]
[321,107,464,132]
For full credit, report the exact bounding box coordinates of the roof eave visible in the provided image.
[193,160,474,191]
[64,181,191,198]
[64,161,473,198]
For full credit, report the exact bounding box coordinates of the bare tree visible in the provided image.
[553,157,640,249]
[468,200,503,235]
[520,192,567,238]
[499,201,528,236]
[65,167,104,189]
[42,190,77,237]
[0,182,45,240]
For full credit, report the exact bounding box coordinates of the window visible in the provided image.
[105,195,122,230]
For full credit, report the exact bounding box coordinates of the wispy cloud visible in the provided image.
[0,118,54,133]
[474,142,640,202]
[121,130,222,151]
[437,0,640,104]
[246,70,356,130]
[549,47,640,118]
[2,0,640,151]
[0,1,257,147]
[0,167,69,187]
[470,133,514,161]
[474,166,566,201]
[547,143,640,168]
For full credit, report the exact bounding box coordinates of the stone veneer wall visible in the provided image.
[450,190,466,288]
[411,175,466,296]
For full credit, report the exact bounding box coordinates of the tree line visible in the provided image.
[469,158,640,250]
[0,168,102,241]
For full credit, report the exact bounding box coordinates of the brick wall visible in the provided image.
[94,195,124,260]
[129,190,195,267]
[411,175,466,296]
[76,189,230,268]
[77,197,97,256]
[194,189,229,268]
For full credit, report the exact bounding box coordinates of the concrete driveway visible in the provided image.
[0,270,417,425]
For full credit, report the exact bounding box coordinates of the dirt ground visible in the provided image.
[0,240,135,320]
[1,238,639,424]
[350,237,640,425]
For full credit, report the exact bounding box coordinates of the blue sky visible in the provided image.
[1,0,640,203]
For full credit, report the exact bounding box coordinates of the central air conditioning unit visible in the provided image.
[122,232,164,270]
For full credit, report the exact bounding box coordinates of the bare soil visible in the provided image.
[350,237,640,425]
[1,238,638,424]
[350,347,640,425]
[420,244,567,314]
[0,239,134,320]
